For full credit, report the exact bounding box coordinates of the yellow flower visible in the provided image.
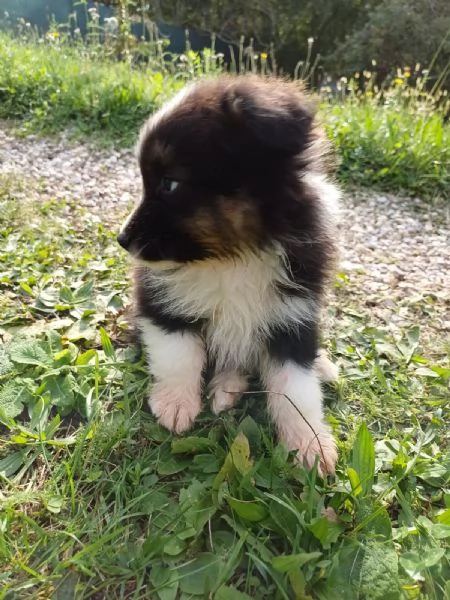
[394,78,403,85]
[260,52,268,60]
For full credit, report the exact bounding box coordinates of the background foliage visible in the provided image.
[0,3,449,597]
[1,0,450,84]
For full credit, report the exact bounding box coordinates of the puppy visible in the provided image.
[118,76,340,475]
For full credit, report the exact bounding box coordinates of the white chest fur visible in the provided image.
[145,250,316,371]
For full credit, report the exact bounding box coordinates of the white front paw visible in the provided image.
[209,372,248,415]
[315,349,339,383]
[282,425,337,476]
[149,383,201,434]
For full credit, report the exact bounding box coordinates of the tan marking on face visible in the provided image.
[185,208,225,254]
[184,196,262,256]
[218,197,261,243]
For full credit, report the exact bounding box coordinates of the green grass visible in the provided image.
[0,33,183,147]
[0,32,449,198]
[1,168,449,599]
[324,101,450,198]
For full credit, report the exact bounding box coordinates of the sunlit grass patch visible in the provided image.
[0,174,449,598]
[323,67,449,198]
[1,32,449,197]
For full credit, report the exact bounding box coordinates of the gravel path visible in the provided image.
[1,127,448,355]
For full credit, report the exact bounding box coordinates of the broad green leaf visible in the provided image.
[428,366,450,378]
[359,541,399,599]
[142,534,165,559]
[357,501,392,538]
[314,541,362,599]
[73,279,94,302]
[215,585,253,600]
[351,422,375,497]
[415,461,448,484]
[210,530,237,553]
[180,481,217,533]
[9,340,52,367]
[163,537,186,556]
[192,454,221,473]
[66,318,97,342]
[30,395,51,431]
[227,497,268,522]
[157,456,189,475]
[307,516,343,549]
[272,443,289,468]
[178,553,220,595]
[0,381,31,419]
[213,433,252,489]
[43,375,75,410]
[99,326,115,359]
[0,345,13,376]
[46,496,64,514]
[53,348,72,365]
[36,288,59,308]
[374,342,402,360]
[289,568,313,600]
[179,480,209,507]
[429,524,450,539]
[230,432,253,474]
[150,563,178,600]
[76,349,97,365]
[272,552,322,573]
[400,548,445,579]
[436,508,450,525]
[0,450,27,478]
[347,466,362,497]
[238,415,261,451]
[171,436,218,454]
[19,281,33,296]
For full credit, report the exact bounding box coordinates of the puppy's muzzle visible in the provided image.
[117,229,132,251]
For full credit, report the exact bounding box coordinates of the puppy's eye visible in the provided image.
[162,178,180,193]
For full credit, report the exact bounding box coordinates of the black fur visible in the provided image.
[119,75,338,376]
[267,322,319,368]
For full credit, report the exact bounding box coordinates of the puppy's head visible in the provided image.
[118,76,326,265]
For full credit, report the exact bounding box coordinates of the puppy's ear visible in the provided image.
[222,85,314,155]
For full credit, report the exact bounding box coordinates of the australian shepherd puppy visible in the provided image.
[118,76,340,475]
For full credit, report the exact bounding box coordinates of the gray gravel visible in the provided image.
[1,127,449,352]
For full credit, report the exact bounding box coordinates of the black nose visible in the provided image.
[117,230,131,250]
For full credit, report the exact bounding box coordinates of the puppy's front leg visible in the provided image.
[264,326,337,475]
[265,361,337,475]
[139,319,205,434]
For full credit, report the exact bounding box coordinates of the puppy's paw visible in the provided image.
[315,349,339,384]
[209,372,248,415]
[282,426,337,476]
[149,383,201,434]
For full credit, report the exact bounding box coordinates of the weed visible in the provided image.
[322,66,450,198]
[0,31,449,197]
[0,173,449,598]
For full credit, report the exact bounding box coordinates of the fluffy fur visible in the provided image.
[118,75,340,475]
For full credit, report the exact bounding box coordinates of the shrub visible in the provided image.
[323,70,450,196]
[0,32,449,198]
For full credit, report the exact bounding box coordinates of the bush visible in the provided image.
[0,33,182,145]
[323,71,450,196]
[0,32,449,198]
